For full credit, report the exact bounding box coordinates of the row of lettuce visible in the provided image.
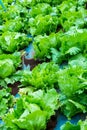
[0,0,87,130]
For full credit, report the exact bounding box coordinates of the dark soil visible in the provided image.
[22,55,43,70]
[22,53,51,70]
[46,113,58,130]
[8,81,20,95]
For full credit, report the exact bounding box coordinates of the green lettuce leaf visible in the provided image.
[21,62,59,89]
[0,88,14,118]
[61,119,87,130]
[29,14,59,36]
[0,52,21,79]
[0,32,31,53]
[60,121,80,130]
[3,88,59,130]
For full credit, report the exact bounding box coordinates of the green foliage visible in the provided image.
[57,63,87,118]
[0,52,21,79]
[65,47,81,55]
[0,8,4,25]
[0,32,31,53]
[21,62,59,90]
[69,54,87,69]
[2,88,59,130]
[29,3,52,17]
[17,0,63,7]
[58,0,87,31]
[0,59,15,78]
[60,28,87,55]
[33,31,62,61]
[33,33,58,59]
[60,121,80,130]
[61,119,87,130]
[0,88,14,118]
[2,0,14,6]
[58,66,84,97]
[2,4,28,20]
[1,18,23,32]
[1,0,87,129]
[29,15,59,36]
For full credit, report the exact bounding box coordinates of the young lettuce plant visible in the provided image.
[20,62,59,90]
[0,31,32,53]
[0,88,14,118]
[60,119,87,130]
[29,14,59,36]
[0,52,21,88]
[2,88,59,130]
[58,65,87,118]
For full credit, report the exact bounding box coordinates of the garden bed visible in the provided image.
[1,0,87,130]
